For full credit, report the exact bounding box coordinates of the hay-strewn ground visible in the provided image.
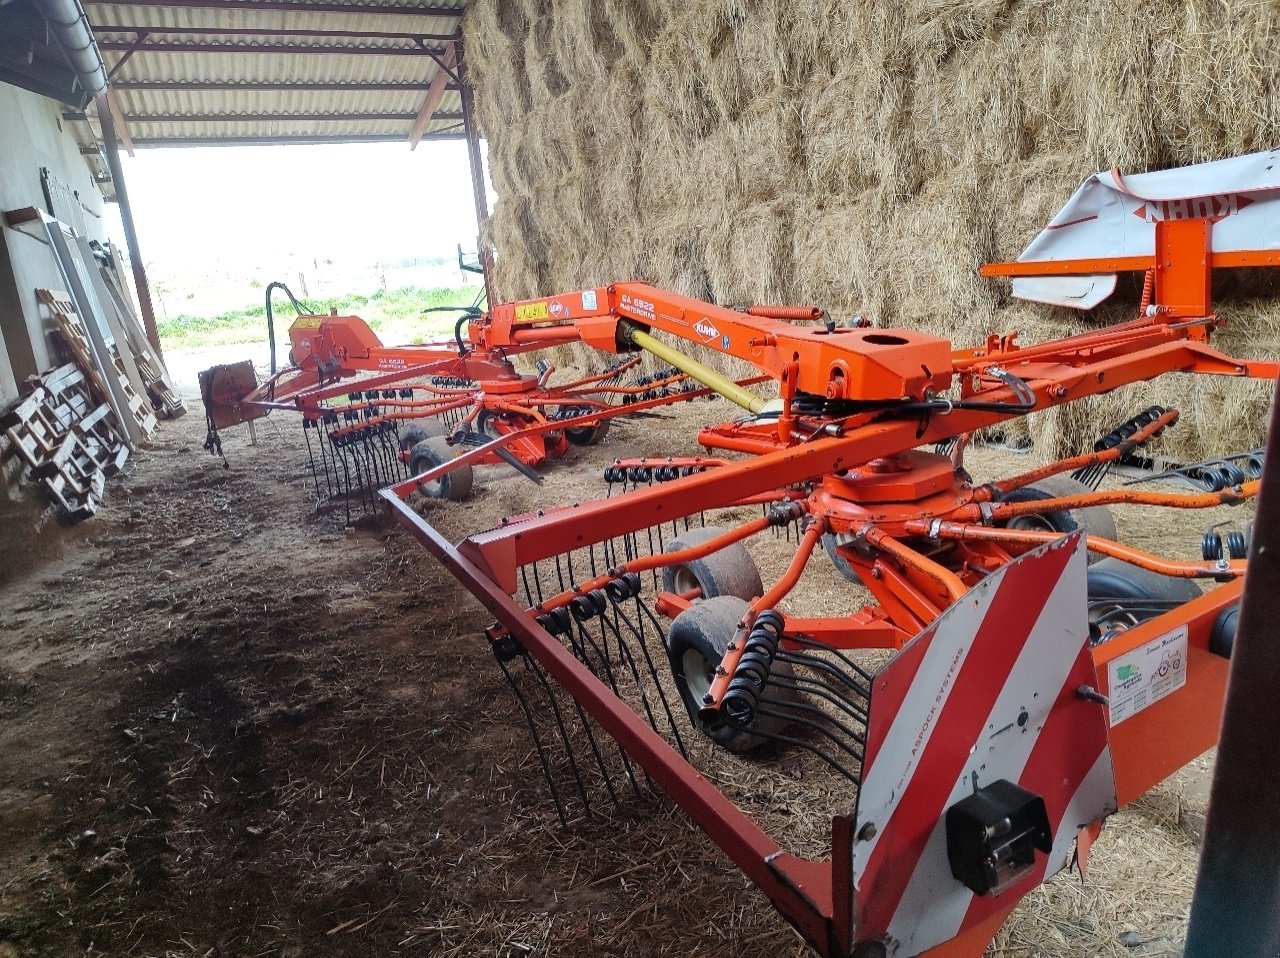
[462,0,1280,462]
[0,379,1250,958]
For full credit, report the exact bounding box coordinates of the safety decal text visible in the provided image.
[1107,625,1188,726]
[515,301,549,322]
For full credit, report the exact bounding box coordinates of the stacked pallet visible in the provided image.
[0,212,188,522]
[38,289,159,441]
[0,364,128,522]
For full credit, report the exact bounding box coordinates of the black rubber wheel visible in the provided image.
[475,408,531,440]
[409,437,473,501]
[474,409,504,439]
[565,418,611,446]
[1086,557,1202,639]
[822,532,861,583]
[1086,557,1202,602]
[665,596,795,753]
[398,418,448,452]
[1000,475,1117,563]
[661,526,763,601]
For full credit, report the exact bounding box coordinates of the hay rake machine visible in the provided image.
[198,285,771,516]
[380,151,1280,957]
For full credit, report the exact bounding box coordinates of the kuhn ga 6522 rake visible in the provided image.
[382,152,1280,957]
[199,289,783,516]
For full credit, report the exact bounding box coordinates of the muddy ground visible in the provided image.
[0,381,1248,958]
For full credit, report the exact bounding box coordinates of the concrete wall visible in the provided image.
[0,81,108,407]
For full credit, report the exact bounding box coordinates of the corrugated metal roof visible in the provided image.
[79,0,468,147]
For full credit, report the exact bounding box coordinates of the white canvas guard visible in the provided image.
[1009,147,1280,308]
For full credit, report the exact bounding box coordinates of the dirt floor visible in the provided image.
[0,376,1250,958]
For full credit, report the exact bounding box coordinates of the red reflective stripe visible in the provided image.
[860,623,935,780]
[858,544,1073,934]
[1046,213,1100,231]
[957,652,1107,930]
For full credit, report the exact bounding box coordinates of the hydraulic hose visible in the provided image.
[420,305,483,357]
[264,282,312,375]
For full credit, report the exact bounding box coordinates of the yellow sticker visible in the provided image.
[514,301,549,322]
[293,316,323,329]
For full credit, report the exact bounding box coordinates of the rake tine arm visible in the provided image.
[545,356,643,391]
[703,519,825,714]
[378,485,840,950]
[908,520,1246,579]
[268,359,469,411]
[863,525,969,604]
[523,515,774,615]
[987,407,1180,497]
[967,480,1259,522]
[385,379,770,503]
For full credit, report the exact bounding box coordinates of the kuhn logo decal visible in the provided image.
[1133,193,1253,222]
[694,318,720,343]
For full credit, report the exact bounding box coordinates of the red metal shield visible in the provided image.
[852,532,1116,955]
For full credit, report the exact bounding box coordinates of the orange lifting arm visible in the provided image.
[981,249,1280,277]
[476,260,1278,415]
[984,216,1280,321]
[606,283,954,402]
[484,283,955,402]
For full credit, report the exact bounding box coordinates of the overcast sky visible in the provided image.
[104,140,487,274]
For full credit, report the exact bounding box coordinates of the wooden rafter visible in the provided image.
[105,88,135,157]
[408,39,454,150]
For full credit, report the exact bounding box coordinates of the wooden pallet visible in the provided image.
[0,364,129,522]
[37,289,158,439]
[135,350,185,418]
[0,364,91,469]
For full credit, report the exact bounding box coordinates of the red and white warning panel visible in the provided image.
[852,532,1118,955]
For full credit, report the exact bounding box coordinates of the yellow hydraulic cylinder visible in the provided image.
[621,322,768,414]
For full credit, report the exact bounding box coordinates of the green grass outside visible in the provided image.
[157,284,484,349]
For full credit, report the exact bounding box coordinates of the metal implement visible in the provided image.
[320,153,1280,954]
[374,171,1275,953]
[197,286,728,513]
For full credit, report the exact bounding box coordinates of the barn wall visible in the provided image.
[463,0,1280,460]
[0,80,109,406]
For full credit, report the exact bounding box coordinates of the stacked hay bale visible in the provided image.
[463,0,1280,460]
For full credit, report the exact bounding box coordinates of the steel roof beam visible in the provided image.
[95,92,162,357]
[111,79,460,91]
[456,36,492,306]
[121,110,462,122]
[98,24,456,41]
[105,30,148,80]
[98,39,446,54]
[83,0,464,15]
[126,132,465,146]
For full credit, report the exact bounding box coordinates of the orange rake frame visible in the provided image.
[379,265,1272,956]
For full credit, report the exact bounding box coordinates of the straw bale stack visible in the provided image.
[463,0,1280,460]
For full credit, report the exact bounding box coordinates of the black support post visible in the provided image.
[1185,378,1280,956]
[455,37,494,308]
[95,92,163,359]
